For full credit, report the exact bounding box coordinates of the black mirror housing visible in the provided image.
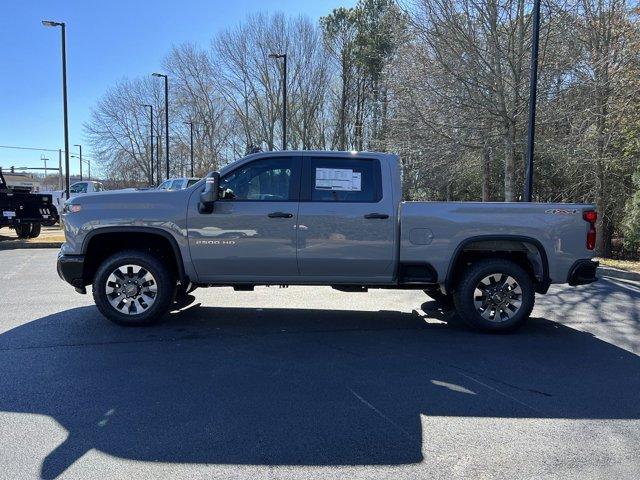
[198,171,219,214]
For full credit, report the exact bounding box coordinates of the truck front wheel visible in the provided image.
[92,250,174,326]
[453,259,535,332]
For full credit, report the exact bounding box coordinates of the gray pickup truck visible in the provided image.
[57,151,598,332]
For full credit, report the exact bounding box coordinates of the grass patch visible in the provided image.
[597,258,640,273]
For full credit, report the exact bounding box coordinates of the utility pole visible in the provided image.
[58,149,63,189]
[184,120,194,177]
[74,144,82,180]
[41,155,49,178]
[142,104,154,186]
[524,0,541,202]
[152,73,170,179]
[269,53,287,150]
[156,134,161,184]
[42,20,70,199]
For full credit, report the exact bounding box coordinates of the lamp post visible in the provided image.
[74,144,82,180]
[269,53,287,150]
[524,0,541,202]
[42,20,70,199]
[152,73,169,179]
[184,120,194,177]
[142,104,154,185]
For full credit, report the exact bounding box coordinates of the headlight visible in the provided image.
[63,204,81,214]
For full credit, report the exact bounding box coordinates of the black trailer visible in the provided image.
[0,169,58,239]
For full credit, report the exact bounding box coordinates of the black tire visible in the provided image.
[28,223,41,238]
[15,223,31,239]
[452,259,535,332]
[423,288,454,308]
[92,250,174,326]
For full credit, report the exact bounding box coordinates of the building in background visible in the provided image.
[0,171,41,192]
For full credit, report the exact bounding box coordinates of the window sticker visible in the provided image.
[315,168,362,191]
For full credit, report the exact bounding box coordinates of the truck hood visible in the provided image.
[67,187,194,206]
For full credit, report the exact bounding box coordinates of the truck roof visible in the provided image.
[217,150,398,177]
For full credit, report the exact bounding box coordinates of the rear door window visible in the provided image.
[306,157,381,203]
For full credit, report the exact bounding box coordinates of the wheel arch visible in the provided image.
[81,227,187,285]
[445,235,550,293]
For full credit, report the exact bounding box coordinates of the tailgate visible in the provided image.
[1,191,57,223]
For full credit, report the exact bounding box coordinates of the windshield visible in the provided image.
[169,180,184,190]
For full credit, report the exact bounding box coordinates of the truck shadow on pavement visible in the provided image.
[0,299,639,478]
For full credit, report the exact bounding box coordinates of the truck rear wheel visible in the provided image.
[28,223,41,238]
[453,259,535,332]
[92,250,174,326]
[15,223,31,239]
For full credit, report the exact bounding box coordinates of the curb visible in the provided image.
[0,242,63,250]
[597,266,640,282]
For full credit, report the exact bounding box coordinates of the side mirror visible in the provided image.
[198,171,219,214]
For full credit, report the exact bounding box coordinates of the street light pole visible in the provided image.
[269,53,287,150]
[142,104,154,185]
[42,20,70,199]
[184,121,194,177]
[74,144,82,180]
[524,0,541,202]
[152,73,170,179]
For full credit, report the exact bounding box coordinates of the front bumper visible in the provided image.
[567,259,599,286]
[57,253,86,289]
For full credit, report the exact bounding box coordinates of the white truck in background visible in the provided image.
[51,181,106,216]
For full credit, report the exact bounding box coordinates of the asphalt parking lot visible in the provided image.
[1,249,639,479]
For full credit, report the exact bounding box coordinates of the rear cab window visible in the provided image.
[303,156,382,203]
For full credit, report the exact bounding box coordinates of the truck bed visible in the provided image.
[399,201,594,284]
[0,189,58,227]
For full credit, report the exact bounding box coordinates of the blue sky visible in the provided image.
[0,0,354,175]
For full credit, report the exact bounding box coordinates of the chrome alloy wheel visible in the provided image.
[105,264,158,315]
[473,273,523,323]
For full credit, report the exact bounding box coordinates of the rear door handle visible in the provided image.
[364,213,389,219]
[268,211,293,218]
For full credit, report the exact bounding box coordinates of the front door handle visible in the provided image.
[364,213,389,219]
[268,211,293,218]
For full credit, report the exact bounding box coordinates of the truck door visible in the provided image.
[187,156,301,282]
[296,154,395,282]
